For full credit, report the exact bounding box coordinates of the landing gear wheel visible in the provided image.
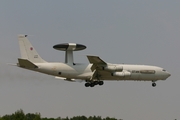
[98,81,104,86]
[85,83,90,87]
[152,82,156,87]
[90,83,95,87]
[94,81,98,85]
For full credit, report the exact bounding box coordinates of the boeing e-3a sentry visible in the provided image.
[16,35,171,87]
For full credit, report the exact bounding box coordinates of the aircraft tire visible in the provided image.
[85,83,90,87]
[94,81,98,85]
[98,81,104,86]
[90,83,95,87]
[152,82,156,87]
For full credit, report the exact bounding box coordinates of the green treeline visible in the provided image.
[0,109,121,120]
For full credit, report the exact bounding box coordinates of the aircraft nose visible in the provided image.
[167,72,171,77]
[165,72,171,79]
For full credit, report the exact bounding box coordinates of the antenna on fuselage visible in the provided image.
[53,43,86,65]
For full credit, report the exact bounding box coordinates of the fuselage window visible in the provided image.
[140,70,155,74]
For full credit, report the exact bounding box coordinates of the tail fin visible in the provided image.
[18,35,46,63]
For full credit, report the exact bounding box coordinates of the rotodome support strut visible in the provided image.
[53,43,86,64]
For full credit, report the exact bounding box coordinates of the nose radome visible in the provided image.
[165,72,171,78]
[167,72,171,77]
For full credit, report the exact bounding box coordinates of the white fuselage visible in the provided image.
[28,62,170,82]
[16,35,171,87]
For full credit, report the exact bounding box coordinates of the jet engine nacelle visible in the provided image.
[103,65,123,71]
[111,71,131,77]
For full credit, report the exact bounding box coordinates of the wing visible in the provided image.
[87,55,108,80]
[87,55,107,65]
[87,55,107,71]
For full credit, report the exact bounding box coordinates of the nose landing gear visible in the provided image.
[152,82,156,87]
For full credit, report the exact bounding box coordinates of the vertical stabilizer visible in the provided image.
[18,35,46,63]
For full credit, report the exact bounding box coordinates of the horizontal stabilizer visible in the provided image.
[7,63,17,66]
[18,58,38,69]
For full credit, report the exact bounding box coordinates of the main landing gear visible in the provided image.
[85,81,104,87]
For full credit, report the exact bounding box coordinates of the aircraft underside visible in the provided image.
[34,66,162,87]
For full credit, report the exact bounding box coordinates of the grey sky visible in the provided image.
[0,0,179,120]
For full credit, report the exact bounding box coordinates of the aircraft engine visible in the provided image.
[111,71,131,77]
[103,65,123,71]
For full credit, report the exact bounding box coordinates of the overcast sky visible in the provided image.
[0,1,179,120]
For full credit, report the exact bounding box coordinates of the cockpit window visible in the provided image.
[162,69,166,72]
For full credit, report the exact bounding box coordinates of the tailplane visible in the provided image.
[18,58,38,69]
[18,35,46,63]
